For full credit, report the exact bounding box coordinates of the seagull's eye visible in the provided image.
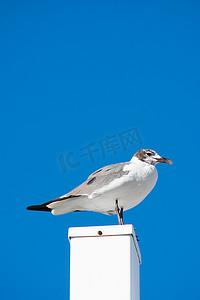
[147,152,152,156]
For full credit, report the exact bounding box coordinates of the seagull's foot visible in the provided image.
[115,199,124,225]
[133,227,139,240]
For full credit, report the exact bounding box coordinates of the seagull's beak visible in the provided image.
[155,157,173,164]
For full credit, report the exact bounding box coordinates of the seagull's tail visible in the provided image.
[26,196,70,213]
[26,195,85,215]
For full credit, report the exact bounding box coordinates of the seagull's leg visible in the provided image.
[115,199,124,225]
[115,199,121,225]
[115,202,137,237]
[119,207,124,225]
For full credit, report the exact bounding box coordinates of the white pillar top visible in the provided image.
[68,224,141,264]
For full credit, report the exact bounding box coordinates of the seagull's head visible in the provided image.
[133,149,173,166]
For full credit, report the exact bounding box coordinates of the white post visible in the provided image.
[68,225,141,300]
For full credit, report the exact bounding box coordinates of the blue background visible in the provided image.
[1,0,199,299]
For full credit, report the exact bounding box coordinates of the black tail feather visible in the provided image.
[26,204,51,212]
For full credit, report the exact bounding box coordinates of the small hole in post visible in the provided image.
[98,230,102,236]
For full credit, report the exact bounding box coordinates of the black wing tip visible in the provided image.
[26,205,52,212]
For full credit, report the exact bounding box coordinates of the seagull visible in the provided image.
[27,149,172,224]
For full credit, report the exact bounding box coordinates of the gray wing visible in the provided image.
[64,162,130,197]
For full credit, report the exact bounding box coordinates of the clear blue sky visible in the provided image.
[1,0,200,299]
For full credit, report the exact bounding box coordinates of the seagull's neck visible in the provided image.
[130,156,153,168]
[122,156,156,178]
[130,156,144,164]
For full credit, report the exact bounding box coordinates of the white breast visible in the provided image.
[87,158,158,214]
